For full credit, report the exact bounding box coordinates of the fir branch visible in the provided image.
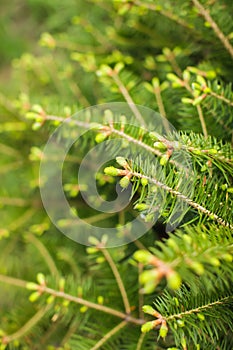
[60,319,79,347]
[187,146,232,166]
[0,142,21,157]
[43,115,90,129]
[143,286,233,346]
[82,212,116,225]
[69,81,90,107]
[192,0,233,59]
[0,161,23,174]
[180,132,233,168]
[43,113,184,169]
[44,113,232,169]
[29,286,143,325]
[0,92,19,115]
[57,249,80,278]
[165,296,233,322]
[2,305,51,345]
[130,171,233,229]
[207,89,233,107]
[0,197,30,207]
[42,113,232,228]
[137,224,233,293]
[59,212,116,228]
[56,38,109,54]
[109,69,146,126]
[0,274,145,326]
[2,0,233,348]
[136,332,146,350]
[8,208,36,232]
[148,78,170,133]
[165,56,208,138]
[90,321,127,350]
[138,263,144,319]
[100,248,131,314]
[110,126,164,158]
[132,0,193,31]
[0,274,27,288]
[26,234,59,278]
[153,83,167,119]
[163,48,183,78]
[196,104,208,140]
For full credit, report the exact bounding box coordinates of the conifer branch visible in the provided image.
[56,39,109,54]
[208,89,233,107]
[2,305,51,345]
[192,0,233,59]
[90,321,127,350]
[43,114,183,169]
[8,208,36,232]
[72,16,112,52]
[133,239,147,251]
[57,250,80,278]
[2,0,233,347]
[27,234,59,278]
[0,274,28,288]
[196,104,208,140]
[187,146,232,165]
[130,171,233,229]
[44,113,232,168]
[163,49,183,78]
[110,127,164,157]
[82,212,116,225]
[69,81,90,107]
[31,286,144,325]
[0,197,30,207]
[100,248,131,314]
[151,81,170,133]
[165,296,233,321]
[0,274,145,326]
[109,70,146,126]
[0,92,19,115]
[138,262,144,319]
[133,0,193,30]
[0,160,23,174]
[165,54,208,138]
[153,85,167,120]
[60,319,79,347]
[0,142,21,157]
[44,115,90,129]
[109,126,183,169]
[136,332,146,350]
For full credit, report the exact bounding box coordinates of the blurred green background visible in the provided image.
[0,1,233,348]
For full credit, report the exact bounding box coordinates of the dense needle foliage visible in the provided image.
[0,0,232,349]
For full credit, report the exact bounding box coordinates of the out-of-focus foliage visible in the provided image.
[0,0,232,349]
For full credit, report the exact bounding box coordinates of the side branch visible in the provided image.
[192,0,233,59]
[131,171,233,229]
[101,248,131,314]
[166,296,233,321]
[0,274,144,326]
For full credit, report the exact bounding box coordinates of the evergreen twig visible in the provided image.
[109,69,146,126]
[133,0,194,30]
[100,248,131,314]
[27,234,59,278]
[0,274,145,326]
[130,171,233,229]
[165,296,233,321]
[136,332,146,350]
[192,0,233,59]
[2,305,51,345]
[90,321,127,350]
